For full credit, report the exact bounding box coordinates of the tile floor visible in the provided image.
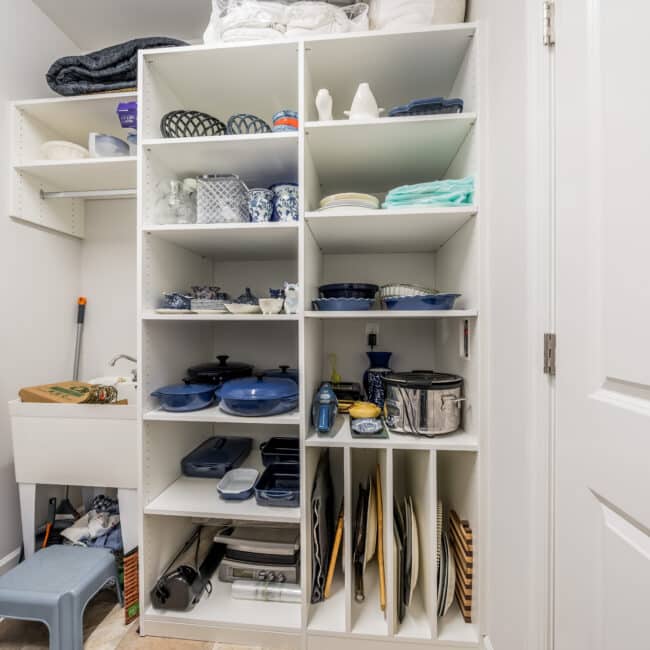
[0,590,260,650]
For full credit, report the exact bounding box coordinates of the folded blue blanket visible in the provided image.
[46,37,187,96]
[383,177,475,208]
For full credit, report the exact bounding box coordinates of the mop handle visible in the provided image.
[72,297,87,381]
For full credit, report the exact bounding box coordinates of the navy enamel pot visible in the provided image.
[151,382,217,412]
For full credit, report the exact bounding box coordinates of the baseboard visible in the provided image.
[483,636,495,650]
[0,547,21,576]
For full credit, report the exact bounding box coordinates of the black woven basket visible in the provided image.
[226,113,271,135]
[160,110,226,138]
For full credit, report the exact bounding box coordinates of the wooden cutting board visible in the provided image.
[449,510,473,623]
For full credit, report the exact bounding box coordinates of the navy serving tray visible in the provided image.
[181,436,252,479]
[388,97,464,118]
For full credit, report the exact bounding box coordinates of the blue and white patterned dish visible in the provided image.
[248,188,274,222]
[312,297,374,311]
[270,182,299,222]
[351,418,384,435]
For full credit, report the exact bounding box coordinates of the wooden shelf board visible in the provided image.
[307,572,347,633]
[437,602,479,645]
[305,206,477,254]
[305,114,476,195]
[143,311,300,322]
[143,133,298,188]
[144,405,300,425]
[305,310,478,320]
[15,157,136,192]
[145,466,300,524]
[143,222,299,260]
[306,416,478,452]
[13,92,136,146]
[145,575,301,631]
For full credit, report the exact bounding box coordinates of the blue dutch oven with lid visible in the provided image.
[218,374,298,417]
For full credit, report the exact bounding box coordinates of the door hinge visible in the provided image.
[543,0,555,46]
[544,333,556,375]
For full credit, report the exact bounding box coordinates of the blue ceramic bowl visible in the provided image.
[383,293,461,311]
[272,110,299,122]
[319,283,378,299]
[313,298,374,311]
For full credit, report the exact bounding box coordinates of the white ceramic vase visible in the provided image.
[315,89,333,121]
[344,82,384,121]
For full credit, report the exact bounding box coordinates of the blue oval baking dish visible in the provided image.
[383,293,461,311]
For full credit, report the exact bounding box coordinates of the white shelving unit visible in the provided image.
[138,23,481,650]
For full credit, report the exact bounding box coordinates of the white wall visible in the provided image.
[0,0,80,561]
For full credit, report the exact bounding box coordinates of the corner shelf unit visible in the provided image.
[11,92,137,238]
[138,23,482,650]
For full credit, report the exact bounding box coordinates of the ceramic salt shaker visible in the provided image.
[315,89,334,121]
[344,82,384,120]
[284,282,299,314]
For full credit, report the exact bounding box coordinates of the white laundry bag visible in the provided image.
[369,0,466,30]
[285,2,369,35]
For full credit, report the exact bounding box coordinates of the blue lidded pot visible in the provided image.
[151,382,217,412]
[219,374,298,417]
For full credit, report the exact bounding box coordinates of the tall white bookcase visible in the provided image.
[136,24,482,650]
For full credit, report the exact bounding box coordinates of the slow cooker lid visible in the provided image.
[384,371,463,390]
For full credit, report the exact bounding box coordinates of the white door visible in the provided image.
[554,1,650,648]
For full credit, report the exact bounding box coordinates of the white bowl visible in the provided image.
[259,298,284,314]
[225,303,262,314]
[41,140,89,161]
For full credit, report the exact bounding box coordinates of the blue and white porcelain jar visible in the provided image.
[248,188,274,223]
[270,182,299,222]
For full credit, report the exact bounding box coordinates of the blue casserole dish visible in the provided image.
[181,436,252,478]
[254,463,300,508]
[151,382,216,411]
[383,293,461,311]
[313,298,374,311]
[218,375,298,417]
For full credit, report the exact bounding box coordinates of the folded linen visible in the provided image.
[46,37,186,96]
[383,177,474,208]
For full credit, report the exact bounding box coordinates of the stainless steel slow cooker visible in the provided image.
[384,371,464,436]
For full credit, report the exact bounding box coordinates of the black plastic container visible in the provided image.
[260,437,300,466]
[255,463,300,508]
[181,437,252,478]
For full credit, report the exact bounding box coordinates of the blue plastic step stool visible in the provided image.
[0,545,122,650]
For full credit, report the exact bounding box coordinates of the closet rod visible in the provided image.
[40,189,136,200]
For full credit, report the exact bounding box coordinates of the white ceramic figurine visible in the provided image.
[315,89,334,121]
[284,282,299,314]
[344,82,384,121]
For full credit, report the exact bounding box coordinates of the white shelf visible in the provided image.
[305,207,477,254]
[15,157,136,192]
[144,405,300,425]
[396,590,433,640]
[143,133,298,187]
[306,416,478,452]
[143,222,299,260]
[305,310,478,320]
[143,311,300,322]
[13,92,136,147]
[308,573,346,633]
[304,23,476,121]
[145,576,301,632]
[145,474,300,523]
[145,436,300,523]
[437,603,479,645]
[305,114,476,195]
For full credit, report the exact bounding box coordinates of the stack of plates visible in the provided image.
[319,193,379,213]
[437,530,456,617]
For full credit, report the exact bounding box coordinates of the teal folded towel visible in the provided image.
[383,177,474,208]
